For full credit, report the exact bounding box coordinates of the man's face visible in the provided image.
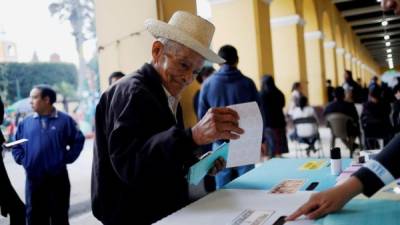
[382,0,400,15]
[153,41,204,96]
[30,88,48,114]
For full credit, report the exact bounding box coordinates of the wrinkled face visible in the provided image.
[152,40,204,96]
[382,0,400,15]
[30,88,49,114]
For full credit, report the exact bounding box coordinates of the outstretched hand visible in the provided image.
[286,176,363,221]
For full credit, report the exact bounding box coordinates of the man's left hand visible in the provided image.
[208,157,226,176]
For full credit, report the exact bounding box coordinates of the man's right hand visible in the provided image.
[191,107,244,146]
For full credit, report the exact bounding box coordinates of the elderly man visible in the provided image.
[92,11,243,225]
[287,0,400,221]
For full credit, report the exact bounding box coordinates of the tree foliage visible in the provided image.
[0,62,78,103]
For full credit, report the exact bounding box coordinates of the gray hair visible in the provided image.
[157,37,186,55]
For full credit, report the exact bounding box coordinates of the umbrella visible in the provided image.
[380,70,400,87]
[6,98,32,114]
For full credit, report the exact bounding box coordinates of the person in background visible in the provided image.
[259,75,288,158]
[361,85,393,149]
[12,85,85,225]
[0,96,26,225]
[368,76,379,90]
[343,70,363,103]
[391,84,400,133]
[197,44,260,189]
[324,87,360,151]
[108,71,126,85]
[287,0,400,220]
[289,96,319,156]
[92,11,241,225]
[326,79,335,102]
[193,66,215,119]
[288,82,303,114]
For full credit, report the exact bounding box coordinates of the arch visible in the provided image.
[302,0,319,32]
[334,23,343,48]
[322,11,333,41]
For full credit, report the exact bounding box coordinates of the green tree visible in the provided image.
[53,81,78,112]
[49,0,96,92]
[0,62,78,103]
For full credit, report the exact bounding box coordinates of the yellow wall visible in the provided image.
[94,0,384,130]
[95,0,158,89]
[211,0,273,89]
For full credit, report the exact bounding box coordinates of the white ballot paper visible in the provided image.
[227,102,263,168]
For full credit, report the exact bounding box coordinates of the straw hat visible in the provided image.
[144,11,225,64]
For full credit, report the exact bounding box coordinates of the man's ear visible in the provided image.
[44,96,51,105]
[152,41,163,63]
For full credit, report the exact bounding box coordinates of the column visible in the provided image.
[324,41,338,87]
[304,31,327,105]
[210,0,274,88]
[270,14,308,103]
[336,48,346,86]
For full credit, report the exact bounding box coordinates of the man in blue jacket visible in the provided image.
[198,45,261,189]
[12,85,85,225]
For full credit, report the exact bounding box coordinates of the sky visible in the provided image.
[0,0,96,65]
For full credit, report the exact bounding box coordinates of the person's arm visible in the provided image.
[102,88,243,186]
[352,135,400,196]
[288,135,400,220]
[287,176,363,220]
[11,122,25,165]
[64,116,85,164]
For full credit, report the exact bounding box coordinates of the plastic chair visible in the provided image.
[292,117,323,158]
[326,113,359,158]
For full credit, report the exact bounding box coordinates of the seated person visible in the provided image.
[289,96,319,156]
[324,87,360,138]
[361,85,394,149]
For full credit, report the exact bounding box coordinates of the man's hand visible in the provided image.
[208,157,226,176]
[191,107,244,145]
[286,176,363,221]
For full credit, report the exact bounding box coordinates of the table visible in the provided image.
[155,158,400,225]
[225,158,351,192]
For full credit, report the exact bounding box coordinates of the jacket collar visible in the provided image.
[33,107,58,118]
[137,63,183,126]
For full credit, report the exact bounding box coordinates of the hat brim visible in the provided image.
[144,19,225,64]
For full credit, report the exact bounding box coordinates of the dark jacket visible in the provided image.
[353,134,400,197]
[92,63,198,225]
[0,97,26,224]
[259,76,286,128]
[323,99,359,123]
[12,110,85,178]
[361,101,393,139]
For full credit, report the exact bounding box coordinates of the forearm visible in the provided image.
[353,135,400,196]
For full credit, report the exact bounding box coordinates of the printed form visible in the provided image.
[227,101,263,168]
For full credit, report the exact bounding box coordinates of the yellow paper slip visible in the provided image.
[299,160,327,170]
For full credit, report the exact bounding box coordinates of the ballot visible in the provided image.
[227,101,263,168]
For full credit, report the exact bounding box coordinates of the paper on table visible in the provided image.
[188,142,228,185]
[227,101,263,168]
